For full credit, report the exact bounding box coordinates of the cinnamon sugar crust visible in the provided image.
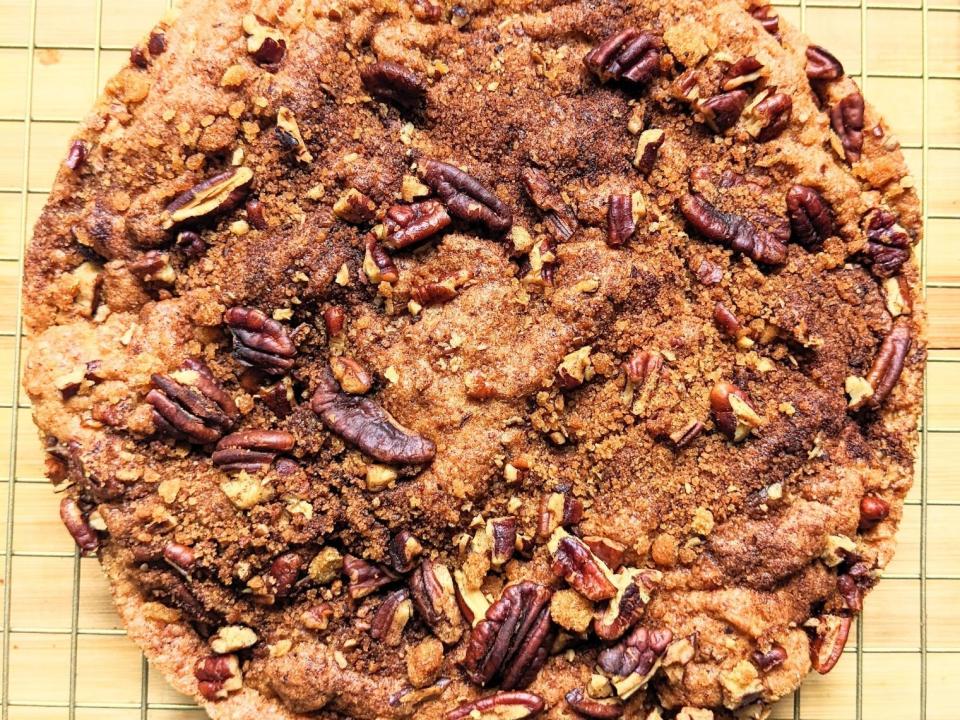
[23,0,924,718]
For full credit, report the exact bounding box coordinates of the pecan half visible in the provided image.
[447,691,545,720]
[410,559,464,644]
[389,530,424,573]
[786,185,834,249]
[548,529,617,602]
[851,319,912,410]
[371,588,413,646]
[361,61,427,110]
[710,381,762,442]
[722,57,764,91]
[598,627,673,699]
[147,359,239,443]
[421,160,512,234]
[536,490,584,541]
[520,167,578,242]
[565,688,623,719]
[751,644,788,672]
[633,129,664,176]
[194,654,243,701]
[750,5,779,35]
[224,306,296,375]
[163,167,253,229]
[60,497,99,554]
[861,208,912,278]
[584,29,662,84]
[679,193,788,265]
[65,140,87,171]
[463,581,553,690]
[810,614,851,674]
[830,92,865,163]
[211,429,295,472]
[752,90,792,142]
[607,194,635,247]
[343,555,400,599]
[806,45,844,82]
[858,494,890,530]
[593,568,662,641]
[699,90,749,133]
[384,200,452,249]
[310,367,436,465]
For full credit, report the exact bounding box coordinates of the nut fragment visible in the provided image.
[859,494,891,530]
[389,530,424,573]
[463,580,554,689]
[633,129,665,176]
[301,602,334,630]
[548,528,617,602]
[384,200,452,249]
[364,233,399,284]
[750,90,792,142]
[242,14,286,69]
[830,92,865,163]
[194,654,243,701]
[421,159,512,234]
[163,542,195,573]
[593,567,662,641]
[786,185,834,249]
[224,306,296,375]
[679,193,787,266]
[487,516,517,567]
[370,589,413,646]
[311,366,436,465]
[607,194,635,247]
[806,45,844,82]
[698,90,749,133]
[710,381,762,442]
[582,536,626,571]
[750,5,779,35]
[446,692,545,720]
[810,614,851,674]
[343,555,399,599]
[411,270,472,307]
[849,319,912,410]
[536,490,584,540]
[275,107,312,163]
[361,61,427,110]
[751,643,788,672]
[598,627,673,699]
[556,346,593,389]
[147,359,239,443]
[212,429,295,472]
[308,547,343,584]
[520,167,578,242]
[455,569,492,626]
[210,625,258,654]
[60,497,99,554]
[565,688,624,719]
[163,167,253,228]
[333,188,376,224]
[330,356,373,394]
[861,208,912,278]
[584,29,662,84]
[65,140,87,171]
[721,57,764,91]
[409,560,464,644]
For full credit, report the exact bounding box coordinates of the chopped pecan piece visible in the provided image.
[858,494,890,530]
[598,627,673,699]
[751,90,792,142]
[582,536,626,571]
[129,251,175,285]
[410,559,464,644]
[363,233,399,284]
[65,140,87,171]
[333,188,376,224]
[389,530,424,573]
[447,692,545,720]
[487,516,517,567]
[384,200,452,249]
[389,679,452,710]
[850,319,912,410]
[699,90,749,133]
[668,420,705,450]
[710,381,762,442]
[830,92,865,163]
[786,185,834,249]
[810,614,851,674]
[323,305,345,336]
[520,167,578,242]
[750,5,779,35]
[607,194,635,247]
[330,356,373,394]
[806,45,844,82]
[594,568,662,641]
[361,60,427,110]
[565,688,623,719]
[163,542,196,573]
[679,193,788,265]
[548,529,617,602]
[411,270,472,306]
[194,654,243,701]
[463,580,553,689]
[343,555,399,599]
[584,29,662,84]
[224,306,296,375]
[723,58,764,92]
[60,497,99,554]
[275,107,312,163]
[413,0,442,22]
[245,198,267,230]
[242,14,286,69]
[861,208,912,278]
[751,644,788,672]
[454,570,492,626]
[310,366,436,465]
[623,350,662,385]
[267,552,303,598]
[147,359,239,443]
[536,490,584,540]
[633,129,664,176]
[370,589,413,646]
[163,167,253,229]
[556,346,593,389]
[422,160,512,234]
[211,429,295,472]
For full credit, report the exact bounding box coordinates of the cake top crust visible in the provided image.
[23,0,924,717]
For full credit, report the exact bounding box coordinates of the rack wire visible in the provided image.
[0,0,956,718]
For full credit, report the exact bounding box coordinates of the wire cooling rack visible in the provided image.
[0,0,957,718]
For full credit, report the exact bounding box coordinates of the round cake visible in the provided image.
[22,0,925,717]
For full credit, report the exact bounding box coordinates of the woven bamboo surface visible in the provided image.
[0,0,957,718]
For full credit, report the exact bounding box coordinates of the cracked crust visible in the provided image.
[23,0,924,718]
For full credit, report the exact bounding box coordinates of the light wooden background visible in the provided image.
[0,0,957,718]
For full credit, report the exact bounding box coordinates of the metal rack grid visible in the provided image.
[0,0,956,718]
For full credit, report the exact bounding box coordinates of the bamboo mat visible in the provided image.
[0,0,957,718]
